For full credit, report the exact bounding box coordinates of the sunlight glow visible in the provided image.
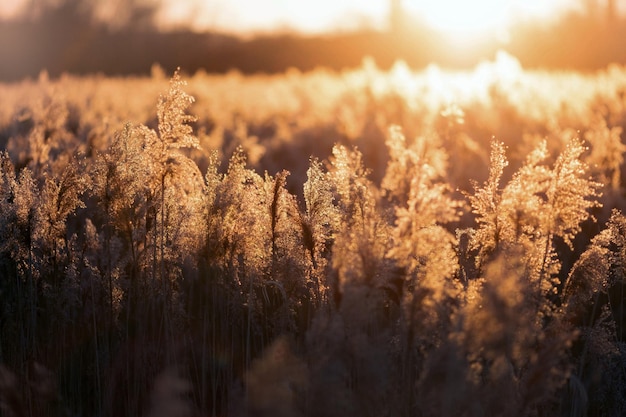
[0,0,586,36]
[0,0,26,19]
[405,0,581,39]
[156,0,388,34]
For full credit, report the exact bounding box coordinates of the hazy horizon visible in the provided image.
[0,0,599,37]
[2,0,626,82]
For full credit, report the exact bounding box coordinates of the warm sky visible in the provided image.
[152,0,588,35]
[0,0,612,36]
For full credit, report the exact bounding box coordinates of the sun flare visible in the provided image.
[404,0,577,39]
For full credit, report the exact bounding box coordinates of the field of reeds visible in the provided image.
[1,52,626,416]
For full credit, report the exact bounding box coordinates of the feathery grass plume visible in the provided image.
[200,150,307,413]
[298,157,342,322]
[302,157,341,270]
[203,149,222,206]
[566,209,626,296]
[0,153,40,358]
[468,140,509,268]
[206,147,282,369]
[584,120,626,193]
[0,152,30,262]
[13,88,72,176]
[326,144,375,255]
[157,68,199,150]
[92,69,205,295]
[534,138,602,302]
[90,122,165,417]
[327,144,391,298]
[311,145,395,417]
[151,151,205,280]
[202,149,224,261]
[381,127,463,413]
[328,144,375,226]
[94,82,206,409]
[26,153,93,408]
[381,125,449,205]
[90,123,155,392]
[385,127,462,330]
[34,153,90,280]
[331,218,390,315]
[153,68,203,212]
[562,210,624,324]
[150,69,204,310]
[91,122,156,275]
[542,138,602,250]
[262,169,311,335]
[496,139,602,304]
[268,170,289,272]
[211,146,270,279]
[385,127,461,235]
[499,140,552,248]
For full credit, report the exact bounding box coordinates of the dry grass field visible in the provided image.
[1,54,626,416]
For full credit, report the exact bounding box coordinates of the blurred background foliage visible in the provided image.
[2,0,626,81]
